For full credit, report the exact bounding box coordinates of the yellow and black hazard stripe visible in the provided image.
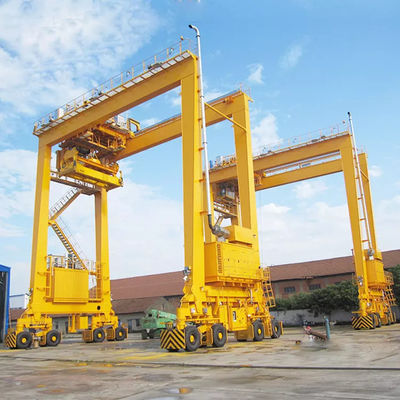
[160,328,185,351]
[5,332,17,349]
[352,315,374,330]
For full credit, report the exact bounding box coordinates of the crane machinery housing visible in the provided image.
[6,36,281,350]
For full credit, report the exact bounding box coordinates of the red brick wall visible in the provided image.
[273,273,353,298]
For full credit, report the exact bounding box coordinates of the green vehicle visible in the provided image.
[140,309,176,339]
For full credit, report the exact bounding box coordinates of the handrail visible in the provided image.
[33,38,195,135]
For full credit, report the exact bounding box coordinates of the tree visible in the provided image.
[388,265,400,304]
[273,280,358,314]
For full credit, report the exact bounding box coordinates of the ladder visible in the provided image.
[348,113,373,254]
[262,267,276,308]
[384,272,396,306]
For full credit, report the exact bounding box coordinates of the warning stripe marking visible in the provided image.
[352,316,373,329]
[160,329,185,350]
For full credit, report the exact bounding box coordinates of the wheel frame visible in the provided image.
[271,320,282,339]
[253,320,264,342]
[115,326,126,341]
[212,324,227,348]
[46,329,61,346]
[16,331,33,349]
[93,327,105,343]
[185,326,200,352]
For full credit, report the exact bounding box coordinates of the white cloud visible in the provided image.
[251,113,281,150]
[247,63,264,84]
[280,44,303,70]
[369,165,382,178]
[0,0,160,115]
[293,180,328,199]
[0,148,184,293]
[258,201,352,265]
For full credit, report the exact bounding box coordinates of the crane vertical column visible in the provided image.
[177,62,205,319]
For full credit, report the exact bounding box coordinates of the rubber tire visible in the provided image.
[185,326,200,352]
[16,331,32,349]
[46,330,61,346]
[374,313,382,328]
[386,312,392,325]
[93,327,105,343]
[212,324,227,348]
[271,320,282,339]
[253,321,264,342]
[115,326,126,341]
[148,330,155,339]
[371,315,376,329]
[141,330,148,340]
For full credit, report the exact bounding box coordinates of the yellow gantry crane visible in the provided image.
[208,119,396,330]
[6,33,281,350]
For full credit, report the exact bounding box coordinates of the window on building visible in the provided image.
[334,282,341,285]
[309,283,321,291]
[135,318,141,327]
[284,286,296,294]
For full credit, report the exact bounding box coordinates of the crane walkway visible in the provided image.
[33,39,194,136]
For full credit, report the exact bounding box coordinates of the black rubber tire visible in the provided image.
[212,324,227,348]
[271,320,282,339]
[115,326,126,341]
[148,330,155,339]
[371,315,376,329]
[141,330,148,340]
[16,331,32,349]
[185,326,200,352]
[46,330,61,346]
[386,312,392,325]
[374,313,382,328]
[93,327,105,343]
[253,320,264,342]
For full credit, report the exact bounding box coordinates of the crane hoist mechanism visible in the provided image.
[208,115,397,330]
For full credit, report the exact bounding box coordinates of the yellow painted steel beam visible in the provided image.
[256,159,342,190]
[359,153,378,251]
[340,143,369,310]
[210,134,351,184]
[39,55,197,147]
[29,141,52,311]
[112,91,247,161]
[232,93,258,245]
[180,61,204,315]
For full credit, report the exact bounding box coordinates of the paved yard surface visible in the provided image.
[1,325,400,399]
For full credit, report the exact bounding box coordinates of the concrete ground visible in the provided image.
[1,325,400,399]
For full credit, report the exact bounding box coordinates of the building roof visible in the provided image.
[269,249,400,281]
[112,296,165,314]
[111,271,183,300]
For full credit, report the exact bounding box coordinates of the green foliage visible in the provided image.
[274,280,358,314]
[387,265,400,304]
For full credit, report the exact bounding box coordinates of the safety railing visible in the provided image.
[33,38,195,135]
[210,121,351,170]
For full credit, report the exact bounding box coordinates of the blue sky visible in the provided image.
[0,0,399,294]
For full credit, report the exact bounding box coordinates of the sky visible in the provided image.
[0,0,399,295]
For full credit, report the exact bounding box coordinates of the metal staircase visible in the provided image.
[49,189,87,269]
[262,267,276,308]
[50,218,86,269]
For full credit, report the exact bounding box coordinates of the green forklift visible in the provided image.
[140,309,176,339]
